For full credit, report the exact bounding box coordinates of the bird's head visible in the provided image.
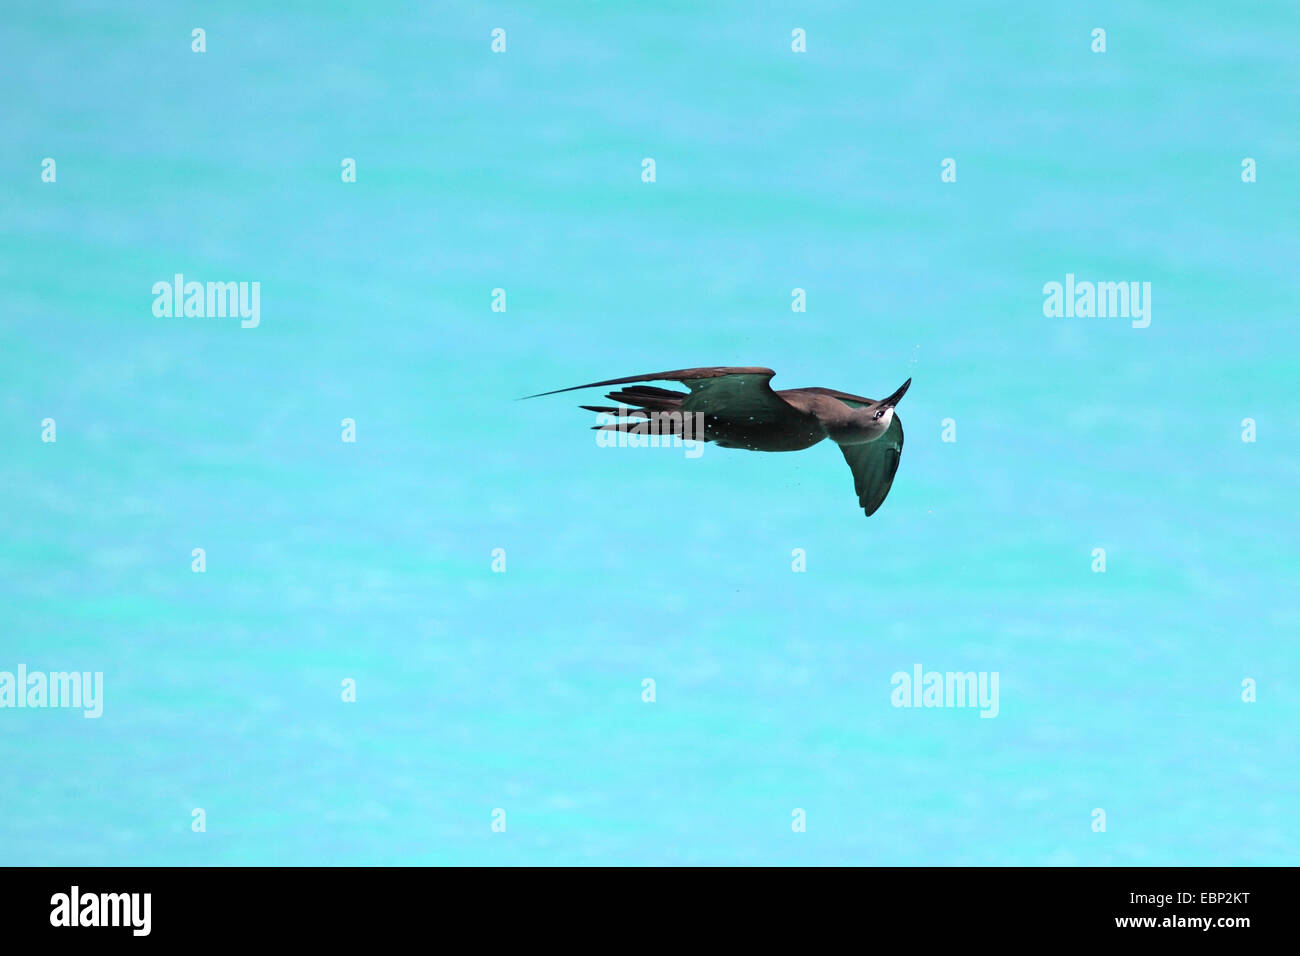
[828,377,912,445]
[865,377,911,427]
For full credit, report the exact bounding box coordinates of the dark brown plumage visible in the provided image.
[525,367,910,517]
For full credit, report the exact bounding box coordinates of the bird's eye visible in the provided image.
[873,410,885,420]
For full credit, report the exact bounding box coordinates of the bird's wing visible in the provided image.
[796,386,878,408]
[525,366,799,423]
[839,414,905,516]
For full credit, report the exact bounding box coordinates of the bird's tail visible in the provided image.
[579,385,700,436]
[603,385,685,411]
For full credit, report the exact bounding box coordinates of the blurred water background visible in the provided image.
[1,0,1297,864]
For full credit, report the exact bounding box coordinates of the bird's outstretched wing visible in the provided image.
[839,414,904,516]
[525,366,798,424]
[796,386,878,408]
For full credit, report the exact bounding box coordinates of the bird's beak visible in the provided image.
[881,377,911,408]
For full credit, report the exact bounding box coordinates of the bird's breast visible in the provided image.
[711,417,826,452]
[828,417,890,446]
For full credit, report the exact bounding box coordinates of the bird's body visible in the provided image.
[525,366,912,517]
[775,389,898,448]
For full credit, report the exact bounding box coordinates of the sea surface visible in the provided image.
[1,0,1297,865]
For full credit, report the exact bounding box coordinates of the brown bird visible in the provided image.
[525,366,911,516]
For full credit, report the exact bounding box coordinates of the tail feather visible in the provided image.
[606,386,687,411]
[591,410,714,442]
[580,388,710,442]
[579,405,648,417]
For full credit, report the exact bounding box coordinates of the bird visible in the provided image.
[524,366,911,517]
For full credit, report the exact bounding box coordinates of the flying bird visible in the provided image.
[525,366,912,517]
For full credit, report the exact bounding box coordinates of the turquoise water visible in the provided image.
[2,1,1297,865]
